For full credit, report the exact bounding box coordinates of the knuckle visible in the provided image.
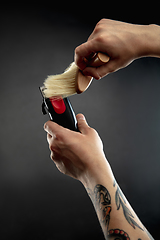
[50,152,54,161]
[94,19,106,33]
[54,130,65,142]
[49,133,65,152]
[93,25,102,35]
[50,144,55,152]
[49,141,60,153]
[96,18,105,27]
[49,139,57,152]
[75,46,79,54]
[75,45,82,56]
[100,18,106,22]
[95,34,106,44]
[54,132,61,140]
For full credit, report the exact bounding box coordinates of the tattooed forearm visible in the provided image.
[88,183,154,240]
[94,184,112,229]
[108,229,130,240]
[113,180,143,231]
[93,184,131,240]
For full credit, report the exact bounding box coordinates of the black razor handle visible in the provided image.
[42,97,78,132]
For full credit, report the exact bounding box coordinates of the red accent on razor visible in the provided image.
[50,98,66,114]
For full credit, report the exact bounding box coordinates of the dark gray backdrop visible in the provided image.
[0,4,160,239]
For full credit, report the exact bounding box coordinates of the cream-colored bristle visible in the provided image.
[43,62,78,98]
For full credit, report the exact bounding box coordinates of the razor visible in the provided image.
[39,87,78,131]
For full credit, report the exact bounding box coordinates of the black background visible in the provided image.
[0,3,160,239]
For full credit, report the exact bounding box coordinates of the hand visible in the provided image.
[75,19,159,80]
[44,114,111,185]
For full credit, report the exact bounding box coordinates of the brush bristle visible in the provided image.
[43,62,78,98]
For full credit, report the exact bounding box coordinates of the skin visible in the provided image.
[44,114,111,186]
[44,115,154,239]
[44,19,160,239]
[74,19,160,80]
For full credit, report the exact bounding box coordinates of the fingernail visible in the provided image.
[77,114,85,121]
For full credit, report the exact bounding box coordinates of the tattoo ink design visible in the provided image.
[113,180,143,231]
[108,229,130,240]
[93,184,154,240]
[94,184,111,229]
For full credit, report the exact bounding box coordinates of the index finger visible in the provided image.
[74,40,97,70]
[44,120,77,142]
[44,121,61,137]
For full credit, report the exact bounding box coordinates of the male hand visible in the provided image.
[44,114,110,185]
[75,19,159,80]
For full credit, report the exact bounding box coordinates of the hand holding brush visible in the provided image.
[75,19,160,81]
[42,52,109,99]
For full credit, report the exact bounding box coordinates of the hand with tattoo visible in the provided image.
[44,114,154,240]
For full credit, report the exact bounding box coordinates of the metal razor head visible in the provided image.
[39,87,47,115]
[39,86,46,98]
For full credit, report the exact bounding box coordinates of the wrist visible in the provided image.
[80,156,115,192]
[148,24,160,57]
[136,24,160,58]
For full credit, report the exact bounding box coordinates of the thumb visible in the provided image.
[82,59,118,80]
[96,59,118,77]
[76,114,89,134]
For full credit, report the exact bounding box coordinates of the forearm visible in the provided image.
[44,116,154,239]
[81,160,154,240]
